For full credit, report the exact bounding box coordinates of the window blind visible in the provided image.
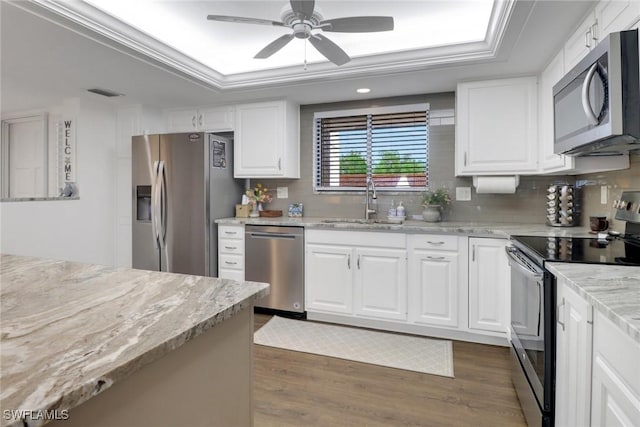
[314,108,429,192]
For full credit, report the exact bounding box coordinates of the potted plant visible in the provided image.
[421,188,452,222]
[246,183,272,217]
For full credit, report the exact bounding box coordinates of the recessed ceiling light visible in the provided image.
[356,88,371,94]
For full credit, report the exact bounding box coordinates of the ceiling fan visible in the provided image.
[207,0,394,66]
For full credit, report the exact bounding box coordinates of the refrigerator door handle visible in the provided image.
[151,160,160,249]
[157,160,167,249]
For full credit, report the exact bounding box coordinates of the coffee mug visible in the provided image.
[590,216,609,232]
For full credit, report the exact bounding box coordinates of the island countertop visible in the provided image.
[0,254,269,427]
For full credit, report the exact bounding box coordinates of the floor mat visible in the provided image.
[254,316,454,377]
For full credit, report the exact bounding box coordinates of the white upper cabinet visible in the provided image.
[595,0,640,40]
[456,77,538,176]
[234,100,300,178]
[538,51,574,173]
[564,10,598,71]
[564,1,640,71]
[165,106,235,133]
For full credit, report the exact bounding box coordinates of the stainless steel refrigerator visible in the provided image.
[132,132,241,276]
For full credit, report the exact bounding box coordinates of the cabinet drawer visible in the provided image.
[219,268,244,282]
[219,225,243,240]
[408,234,458,251]
[219,238,244,255]
[219,254,243,270]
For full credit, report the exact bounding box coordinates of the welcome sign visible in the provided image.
[57,118,76,184]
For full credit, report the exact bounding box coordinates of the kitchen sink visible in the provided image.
[321,218,399,225]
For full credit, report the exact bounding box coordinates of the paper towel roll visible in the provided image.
[472,176,520,194]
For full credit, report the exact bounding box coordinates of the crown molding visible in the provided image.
[16,0,516,91]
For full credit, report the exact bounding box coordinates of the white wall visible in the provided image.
[1,97,118,265]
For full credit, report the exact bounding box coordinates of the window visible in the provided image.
[314,104,429,192]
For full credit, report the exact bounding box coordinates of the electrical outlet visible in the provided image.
[601,185,607,205]
[277,187,288,199]
[456,187,471,201]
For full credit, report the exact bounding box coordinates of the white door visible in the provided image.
[354,247,407,320]
[305,244,353,314]
[166,109,198,132]
[408,249,459,327]
[468,238,510,334]
[2,116,47,198]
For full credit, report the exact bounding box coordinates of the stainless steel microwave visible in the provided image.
[553,29,639,156]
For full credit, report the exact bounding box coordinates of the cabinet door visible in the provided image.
[468,238,509,334]
[456,77,538,175]
[555,280,593,427]
[538,51,574,173]
[235,101,284,177]
[199,106,235,132]
[595,0,640,39]
[305,244,353,314]
[166,109,198,132]
[564,12,597,71]
[408,249,459,327]
[591,310,640,427]
[354,247,407,321]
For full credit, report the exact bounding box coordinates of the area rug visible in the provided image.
[254,316,454,378]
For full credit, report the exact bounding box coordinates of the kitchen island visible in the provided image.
[0,254,269,427]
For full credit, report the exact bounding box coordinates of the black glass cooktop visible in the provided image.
[511,235,640,266]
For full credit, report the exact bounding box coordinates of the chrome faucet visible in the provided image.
[365,178,377,220]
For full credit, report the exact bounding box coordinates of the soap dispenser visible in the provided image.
[388,200,396,217]
[396,201,405,217]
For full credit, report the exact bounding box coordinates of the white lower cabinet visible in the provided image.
[591,310,640,427]
[217,225,245,280]
[468,237,510,335]
[407,235,462,328]
[354,247,407,320]
[305,230,406,321]
[305,244,353,314]
[554,276,640,427]
[555,278,593,427]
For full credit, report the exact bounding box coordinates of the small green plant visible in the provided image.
[422,188,452,206]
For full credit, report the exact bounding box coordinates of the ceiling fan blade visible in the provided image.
[207,15,285,27]
[254,34,295,59]
[309,34,351,66]
[319,16,394,32]
[290,0,315,19]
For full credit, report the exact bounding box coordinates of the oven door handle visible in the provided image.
[505,246,544,278]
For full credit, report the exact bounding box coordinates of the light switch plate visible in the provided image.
[600,185,607,205]
[277,187,288,199]
[456,187,471,201]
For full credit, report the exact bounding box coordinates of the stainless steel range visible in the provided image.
[507,190,640,427]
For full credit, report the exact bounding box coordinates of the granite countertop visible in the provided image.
[0,254,269,427]
[216,216,595,238]
[546,263,640,344]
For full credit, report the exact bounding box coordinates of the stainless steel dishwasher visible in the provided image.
[245,225,304,315]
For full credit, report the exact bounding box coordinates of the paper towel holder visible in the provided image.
[472,175,520,194]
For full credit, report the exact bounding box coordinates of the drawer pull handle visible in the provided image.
[426,256,445,260]
[427,241,445,245]
[225,261,237,265]
[225,246,237,250]
[224,231,237,235]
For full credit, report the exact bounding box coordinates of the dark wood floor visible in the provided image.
[253,314,526,427]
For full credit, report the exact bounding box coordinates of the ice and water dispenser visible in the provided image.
[136,186,152,222]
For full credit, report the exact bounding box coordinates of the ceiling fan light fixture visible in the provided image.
[356,88,371,94]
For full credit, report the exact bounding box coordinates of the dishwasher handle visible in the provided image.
[249,232,299,240]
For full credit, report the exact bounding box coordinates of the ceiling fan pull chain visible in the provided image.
[304,39,308,70]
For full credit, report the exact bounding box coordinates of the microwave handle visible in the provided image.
[581,62,601,125]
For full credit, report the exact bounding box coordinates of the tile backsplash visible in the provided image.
[253,93,639,226]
